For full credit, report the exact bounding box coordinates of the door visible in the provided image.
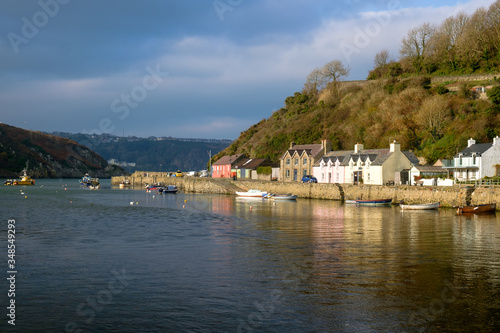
[294,169,298,181]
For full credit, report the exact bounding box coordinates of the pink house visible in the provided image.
[212,154,248,178]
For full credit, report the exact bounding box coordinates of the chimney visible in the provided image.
[354,143,364,154]
[467,138,476,147]
[494,136,500,146]
[390,140,400,153]
[322,139,332,154]
[290,142,296,149]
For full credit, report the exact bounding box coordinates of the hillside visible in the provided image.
[52,132,232,172]
[214,76,500,165]
[0,123,125,178]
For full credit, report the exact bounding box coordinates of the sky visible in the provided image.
[0,0,495,140]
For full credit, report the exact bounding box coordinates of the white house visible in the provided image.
[443,137,500,181]
[313,142,419,185]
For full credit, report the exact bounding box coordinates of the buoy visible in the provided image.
[136,202,138,205]
[130,201,134,205]
[250,206,252,210]
[184,200,187,203]
[25,196,27,199]
[183,205,185,208]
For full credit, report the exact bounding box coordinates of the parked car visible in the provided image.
[302,175,317,183]
[175,170,183,177]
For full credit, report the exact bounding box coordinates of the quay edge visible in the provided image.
[112,173,500,210]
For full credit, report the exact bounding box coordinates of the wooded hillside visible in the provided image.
[214,1,500,165]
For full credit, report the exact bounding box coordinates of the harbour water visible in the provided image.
[1,179,499,332]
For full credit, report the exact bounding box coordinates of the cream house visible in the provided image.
[280,140,331,181]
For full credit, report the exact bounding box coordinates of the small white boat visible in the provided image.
[345,200,357,204]
[235,189,267,197]
[400,202,440,210]
[266,193,297,200]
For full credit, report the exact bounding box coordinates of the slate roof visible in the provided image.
[313,148,418,167]
[281,144,323,160]
[213,154,248,166]
[456,143,492,157]
[413,165,448,173]
[235,158,275,170]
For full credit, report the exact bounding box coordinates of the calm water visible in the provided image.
[1,179,499,332]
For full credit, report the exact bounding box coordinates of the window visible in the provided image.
[295,158,299,166]
[473,155,476,165]
[336,172,339,182]
[367,173,371,182]
[303,170,307,176]
[321,173,324,181]
[303,158,307,165]
[286,158,290,165]
[286,170,290,178]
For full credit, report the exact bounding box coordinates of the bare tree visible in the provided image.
[457,8,491,69]
[321,60,351,84]
[430,12,468,71]
[400,23,436,72]
[374,49,391,69]
[303,67,325,95]
[415,95,450,140]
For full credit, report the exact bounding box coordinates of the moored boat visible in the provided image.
[159,185,178,194]
[89,178,100,190]
[235,189,268,197]
[456,203,496,215]
[400,202,440,210]
[119,179,131,188]
[10,169,35,185]
[355,198,392,205]
[266,193,297,200]
[80,173,92,187]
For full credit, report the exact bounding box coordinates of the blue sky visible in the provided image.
[0,0,494,139]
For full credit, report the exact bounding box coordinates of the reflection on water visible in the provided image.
[1,180,499,332]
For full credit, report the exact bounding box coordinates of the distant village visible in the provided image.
[211,137,500,186]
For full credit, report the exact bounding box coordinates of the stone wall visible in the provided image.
[112,173,499,209]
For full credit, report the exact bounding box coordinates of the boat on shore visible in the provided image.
[456,203,496,215]
[355,198,392,206]
[235,189,268,197]
[89,178,100,190]
[266,193,297,200]
[400,202,440,210]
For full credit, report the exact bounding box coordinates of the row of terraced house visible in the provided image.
[212,137,500,185]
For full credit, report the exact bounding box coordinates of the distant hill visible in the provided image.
[52,132,232,172]
[0,123,126,178]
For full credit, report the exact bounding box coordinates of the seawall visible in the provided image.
[112,173,499,209]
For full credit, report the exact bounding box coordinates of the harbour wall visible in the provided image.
[112,173,499,209]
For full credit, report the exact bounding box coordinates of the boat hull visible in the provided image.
[400,202,440,210]
[457,203,496,214]
[235,190,267,197]
[270,194,297,200]
[355,198,392,205]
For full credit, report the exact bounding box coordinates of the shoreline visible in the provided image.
[112,173,500,209]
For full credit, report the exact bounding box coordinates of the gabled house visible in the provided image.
[212,154,248,178]
[280,140,331,181]
[442,137,500,181]
[312,141,418,185]
[234,158,275,180]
